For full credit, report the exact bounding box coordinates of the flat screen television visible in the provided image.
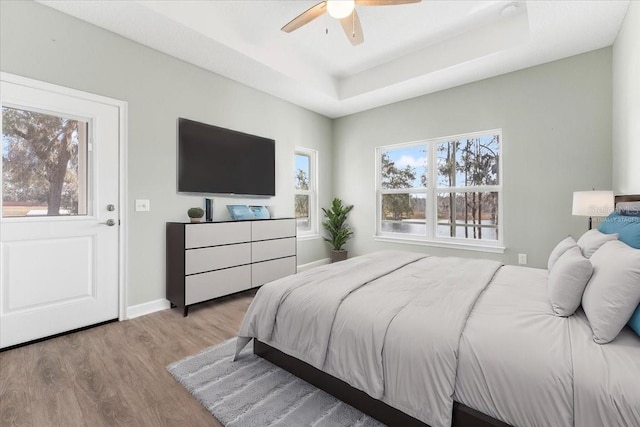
[178,118,276,196]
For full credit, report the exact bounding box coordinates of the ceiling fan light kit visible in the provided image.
[282,0,421,46]
[327,0,355,19]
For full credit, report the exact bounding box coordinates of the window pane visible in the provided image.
[2,107,89,217]
[437,134,499,187]
[381,193,426,235]
[381,146,427,190]
[295,194,310,232]
[295,154,310,190]
[437,192,499,240]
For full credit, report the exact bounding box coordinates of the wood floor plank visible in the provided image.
[0,347,33,427]
[0,289,255,427]
[29,385,85,427]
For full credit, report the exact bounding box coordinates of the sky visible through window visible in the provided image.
[295,154,309,176]
[382,146,426,188]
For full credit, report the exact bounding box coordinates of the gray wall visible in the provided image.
[613,1,640,195]
[0,0,333,306]
[332,49,613,268]
[0,1,617,307]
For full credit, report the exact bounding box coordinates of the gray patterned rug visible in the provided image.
[167,338,384,427]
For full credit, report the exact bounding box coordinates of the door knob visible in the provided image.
[101,219,116,226]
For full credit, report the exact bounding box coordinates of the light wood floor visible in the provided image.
[0,290,257,427]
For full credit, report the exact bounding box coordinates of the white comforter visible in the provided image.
[236,251,502,427]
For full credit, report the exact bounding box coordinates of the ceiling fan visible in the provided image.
[281,0,422,46]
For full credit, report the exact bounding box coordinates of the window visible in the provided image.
[294,147,318,236]
[2,106,90,218]
[376,130,502,251]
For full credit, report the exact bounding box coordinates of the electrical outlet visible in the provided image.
[518,253,527,265]
[135,199,150,212]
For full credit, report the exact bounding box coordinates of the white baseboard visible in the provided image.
[126,298,170,319]
[297,258,330,272]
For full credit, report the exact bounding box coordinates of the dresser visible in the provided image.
[166,218,296,316]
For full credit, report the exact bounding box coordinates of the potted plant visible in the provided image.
[322,198,354,263]
[187,207,205,223]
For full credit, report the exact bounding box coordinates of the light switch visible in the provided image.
[135,199,150,212]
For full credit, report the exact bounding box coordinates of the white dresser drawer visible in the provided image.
[185,222,251,249]
[252,238,296,263]
[251,219,296,241]
[185,243,250,275]
[185,265,251,305]
[252,256,296,287]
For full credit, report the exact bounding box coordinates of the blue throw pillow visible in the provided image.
[598,212,640,249]
[226,205,255,220]
[249,206,271,219]
[630,305,640,336]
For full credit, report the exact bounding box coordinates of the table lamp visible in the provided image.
[572,190,614,230]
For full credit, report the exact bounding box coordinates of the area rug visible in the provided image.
[167,338,384,427]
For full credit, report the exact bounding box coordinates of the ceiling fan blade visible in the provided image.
[281,1,327,33]
[339,9,364,46]
[355,0,421,6]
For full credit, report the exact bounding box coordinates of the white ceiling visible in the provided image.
[39,0,630,118]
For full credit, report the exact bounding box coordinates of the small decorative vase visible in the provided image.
[190,217,202,223]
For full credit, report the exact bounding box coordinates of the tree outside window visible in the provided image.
[2,106,88,218]
[294,148,317,235]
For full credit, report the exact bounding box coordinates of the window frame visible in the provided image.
[375,129,504,253]
[294,147,318,238]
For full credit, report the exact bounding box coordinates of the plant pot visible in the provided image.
[330,249,348,263]
[190,217,202,223]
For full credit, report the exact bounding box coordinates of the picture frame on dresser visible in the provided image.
[166,218,296,316]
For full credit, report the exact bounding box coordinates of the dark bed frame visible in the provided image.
[253,195,640,427]
[254,340,510,427]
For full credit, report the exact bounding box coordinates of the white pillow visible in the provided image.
[548,246,593,317]
[547,236,577,270]
[576,229,618,258]
[582,240,640,344]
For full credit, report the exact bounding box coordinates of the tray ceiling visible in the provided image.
[39,0,630,118]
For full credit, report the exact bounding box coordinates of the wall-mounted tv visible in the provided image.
[178,118,276,196]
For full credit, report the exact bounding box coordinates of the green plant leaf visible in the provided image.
[321,198,354,250]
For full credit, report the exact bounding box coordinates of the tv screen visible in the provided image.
[178,118,276,196]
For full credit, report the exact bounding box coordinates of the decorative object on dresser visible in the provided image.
[204,198,214,222]
[249,205,271,219]
[187,207,205,223]
[166,218,296,316]
[226,204,256,220]
[322,198,354,263]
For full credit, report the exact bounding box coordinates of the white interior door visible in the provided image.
[0,75,122,349]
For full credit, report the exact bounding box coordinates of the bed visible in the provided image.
[234,195,640,427]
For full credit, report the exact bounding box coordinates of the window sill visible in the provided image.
[297,233,323,242]
[374,235,505,254]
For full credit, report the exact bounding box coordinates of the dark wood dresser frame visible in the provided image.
[254,340,510,427]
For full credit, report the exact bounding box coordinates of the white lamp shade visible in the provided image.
[572,191,614,217]
[327,0,355,19]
